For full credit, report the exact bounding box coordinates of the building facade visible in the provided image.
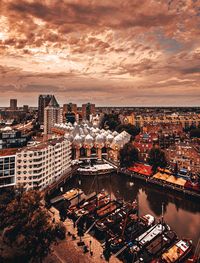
[82,103,95,121]
[38,95,58,124]
[44,97,61,135]
[0,149,16,188]
[165,142,200,173]
[10,99,17,110]
[53,122,131,162]
[0,126,30,149]
[16,138,71,190]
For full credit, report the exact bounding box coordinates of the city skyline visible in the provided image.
[0,0,200,106]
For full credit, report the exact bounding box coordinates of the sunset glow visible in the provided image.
[0,0,199,106]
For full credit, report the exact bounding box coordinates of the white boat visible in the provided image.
[77,163,115,175]
[130,223,168,253]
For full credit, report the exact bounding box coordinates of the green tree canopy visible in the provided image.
[120,142,139,167]
[0,189,65,263]
[148,146,167,173]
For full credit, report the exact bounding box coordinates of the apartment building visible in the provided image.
[16,138,71,190]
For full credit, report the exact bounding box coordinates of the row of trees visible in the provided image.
[0,189,65,263]
[120,142,167,172]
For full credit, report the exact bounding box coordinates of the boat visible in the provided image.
[50,188,84,205]
[96,200,122,218]
[139,230,177,262]
[109,214,155,251]
[95,202,137,233]
[62,188,83,200]
[132,223,169,249]
[67,191,97,218]
[155,239,193,263]
[75,192,110,218]
[77,163,116,175]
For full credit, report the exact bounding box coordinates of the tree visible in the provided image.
[0,190,65,263]
[100,113,121,131]
[120,142,139,167]
[190,128,200,138]
[116,124,140,139]
[148,146,167,173]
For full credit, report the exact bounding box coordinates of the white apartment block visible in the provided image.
[16,138,71,190]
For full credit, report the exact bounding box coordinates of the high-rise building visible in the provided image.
[38,95,58,124]
[82,103,95,121]
[23,105,29,112]
[44,96,61,135]
[10,99,17,110]
[63,103,77,123]
[63,103,77,114]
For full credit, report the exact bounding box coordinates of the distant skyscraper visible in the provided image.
[63,103,77,114]
[38,95,58,124]
[63,103,77,122]
[82,103,95,121]
[44,96,61,135]
[10,99,17,110]
[23,105,29,112]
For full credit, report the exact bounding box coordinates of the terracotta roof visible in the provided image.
[128,163,153,176]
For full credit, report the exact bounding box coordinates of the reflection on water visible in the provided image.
[64,173,200,246]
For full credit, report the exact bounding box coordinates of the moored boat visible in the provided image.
[75,192,110,218]
[110,214,155,251]
[139,230,177,262]
[96,200,122,218]
[77,163,116,176]
[158,239,193,263]
[95,202,136,233]
[50,188,84,205]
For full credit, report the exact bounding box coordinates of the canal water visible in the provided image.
[62,173,200,247]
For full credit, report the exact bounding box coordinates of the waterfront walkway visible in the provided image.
[46,206,121,263]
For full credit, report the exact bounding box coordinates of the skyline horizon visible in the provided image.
[0,95,200,109]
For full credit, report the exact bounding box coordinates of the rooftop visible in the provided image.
[0,148,18,157]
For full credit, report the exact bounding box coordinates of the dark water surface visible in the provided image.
[63,173,200,246]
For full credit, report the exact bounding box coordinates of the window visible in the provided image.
[4,158,9,163]
[10,157,15,163]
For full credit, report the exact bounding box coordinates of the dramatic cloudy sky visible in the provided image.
[0,0,200,106]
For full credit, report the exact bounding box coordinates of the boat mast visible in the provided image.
[161,202,164,249]
[96,174,99,208]
[109,172,112,201]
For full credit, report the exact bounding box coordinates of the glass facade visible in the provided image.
[0,155,16,187]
